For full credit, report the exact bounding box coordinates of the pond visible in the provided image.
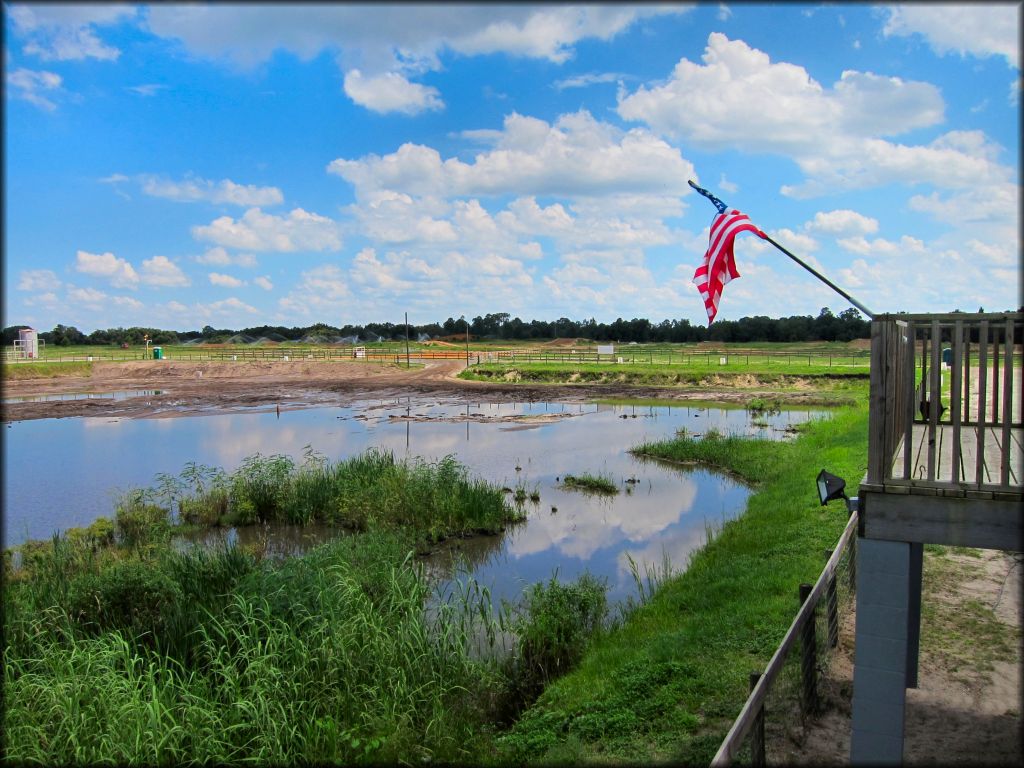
[2,389,163,404]
[3,396,824,604]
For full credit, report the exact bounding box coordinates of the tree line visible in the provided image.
[3,308,877,348]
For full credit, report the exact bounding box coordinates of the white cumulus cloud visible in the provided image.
[194,247,258,267]
[329,110,695,200]
[8,4,135,61]
[192,208,342,252]
[883,4,1020,69]
[343,69,443,115]
[18,269,62,291]
[806,210,879,236]
[209,272,246,288]
[75,250,139,288]
[618,32,944,151]
[6,68,63,111]
[142,5,690,112]
[613,33,1014,201]
[140,175,284,206]
[278,264,352,319]
[66,286,109,308]
[140,256,190,287]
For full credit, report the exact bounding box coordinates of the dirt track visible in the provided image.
[1,359,826,421]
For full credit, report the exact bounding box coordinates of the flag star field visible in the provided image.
[4,3,1021,333]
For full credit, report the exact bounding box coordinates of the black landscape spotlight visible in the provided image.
[816,469,858,513]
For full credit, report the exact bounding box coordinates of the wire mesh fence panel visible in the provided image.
[712,516,858,766]
[761,538,856,765]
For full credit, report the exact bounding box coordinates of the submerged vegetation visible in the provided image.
[561,472,619,495]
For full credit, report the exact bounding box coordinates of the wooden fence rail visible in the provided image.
[5,348,875,367]
[710,509,859,766]
[491,351,871,367]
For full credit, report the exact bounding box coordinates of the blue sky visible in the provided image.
[4,3,1020,333]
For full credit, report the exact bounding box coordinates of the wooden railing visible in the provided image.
[866,312,1022,492]
[711,510,859,766]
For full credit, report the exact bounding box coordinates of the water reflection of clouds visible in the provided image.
[201,416,306,466]
[505,478,698,562]
[7,396,822,601]
[613,524,710,594]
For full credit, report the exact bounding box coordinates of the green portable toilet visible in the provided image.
[941,347,952,366]
[153,346,163,360]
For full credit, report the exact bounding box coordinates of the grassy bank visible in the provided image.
[2,360,93,380]
[498,396,869,764]
[3,450,612,765]
[461,361,868,386]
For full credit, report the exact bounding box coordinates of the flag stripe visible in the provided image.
[692,208,765,323]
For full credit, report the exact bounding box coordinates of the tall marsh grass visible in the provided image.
[4,536,477,764]
[3,449,605,765]
[101,446,518,545]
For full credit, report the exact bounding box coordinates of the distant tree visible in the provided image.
[2,325,32,345]
[45,324,86,346]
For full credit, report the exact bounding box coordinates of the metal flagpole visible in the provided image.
[688,180,875,319]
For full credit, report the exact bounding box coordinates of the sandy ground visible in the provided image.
[1,358,830,422]
[768,548,1022,765]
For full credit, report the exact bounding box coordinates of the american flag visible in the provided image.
[693,208,766,324]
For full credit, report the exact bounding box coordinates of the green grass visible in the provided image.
[919,548,1021,682]
[561,473,619,495]
[2,360,93,379]
[498,392,869,764]
[461,360,869,385]
[3,532,497,765]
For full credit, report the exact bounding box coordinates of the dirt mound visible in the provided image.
[846,338,872,350]
[423,340,458,347]
[543,338,586,347]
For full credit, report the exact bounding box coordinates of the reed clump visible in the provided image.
[499,573,608,718]
[137,446,518,543]
[560,472,619,495]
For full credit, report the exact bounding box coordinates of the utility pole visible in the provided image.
[405,312,410,368]
[464,316,470,367]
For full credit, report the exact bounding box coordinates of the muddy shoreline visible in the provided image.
[1,359,845,422]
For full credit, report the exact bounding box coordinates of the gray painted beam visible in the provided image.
[851,538,912,764]
[859,491,1023,551]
